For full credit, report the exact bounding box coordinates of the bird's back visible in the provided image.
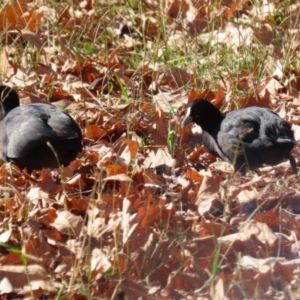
[203,107,295,172]
[2,103,82,170]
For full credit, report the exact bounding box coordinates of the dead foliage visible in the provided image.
[0,0,300,299]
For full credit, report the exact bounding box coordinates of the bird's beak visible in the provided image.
[181,106,192,127]
[181,115,193,127]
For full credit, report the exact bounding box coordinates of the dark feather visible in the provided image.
[182,99,297,173]
[0,86,82,171]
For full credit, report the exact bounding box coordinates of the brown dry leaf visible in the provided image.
[87,213,119,241]
[239,220,277,248]
[22,279,59,295]
[90,248,112,278]
[0,47,16,80]
[0,226,11,244]
[0,3,43,31]
[237,254,296,286]
[107,49,124,69]
[27,208,57,227]
[137,169,166,185]
[258,77,284,97]
[167,271,208,291]
[23,235,53,259]
[21,29,43,50]
[218,220,285,258]
[118,278,150,299]
[113,137,139,165]
[253,24,274,45]
[224,0,247,18]
[236,188,258,204]
[198,23,253,50]
[26,186,49,204]
[213,267,271,299]
[0,265,49,291]
[253,209,280,227]
[67,197,89,214]
[147,108,170,146]
[0,277,13,294]
[68,294,87,300]
[85,124,106,140]
[196,221,232,238]
[0,252,28,266]
[240,94,271,108]
[166,0,191,18]
[210,161,234,173]
[24,8,44,31]
[143,146,176,169]
[185,236,217,269]
[238,255,281,269]
[188,88,215,103]
[157,66,195,89]
[105,165,127,176]
[188,17,209,36]
[196,174,224,216]
[152,92,187,111]
[0,3,26,30]
[65,173,87,189]
[1,0,300,298]
[250,0,275,20]
[281,209,300,238]
[185,169,203,182]
[215,84,225,105]
[179,122,203,152]
[121,197,135,245]
[135,200,159,227]
[50,211,84,236]
[273,260,295,283]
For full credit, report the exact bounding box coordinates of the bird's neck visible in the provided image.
[200,111,224,133]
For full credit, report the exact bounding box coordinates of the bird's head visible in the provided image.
[182,99,223,132]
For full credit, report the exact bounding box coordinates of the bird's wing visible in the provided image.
[216,108,295,168]
[259,110,295,144]
[224,107,295,143]
[214,109,260,159]
[5,104,81,159]
[221,108,263,140]
[44,104,82,140]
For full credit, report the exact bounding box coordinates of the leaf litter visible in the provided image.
[0,0,300,299]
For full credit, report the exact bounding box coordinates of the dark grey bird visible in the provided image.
[0,85,82,172]
[182,99,297,173]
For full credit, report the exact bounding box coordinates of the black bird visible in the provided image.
[182,99,297,173]
[0,85,82,172]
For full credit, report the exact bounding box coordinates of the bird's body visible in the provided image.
[0,86,82,171]
[182,99,297,173]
